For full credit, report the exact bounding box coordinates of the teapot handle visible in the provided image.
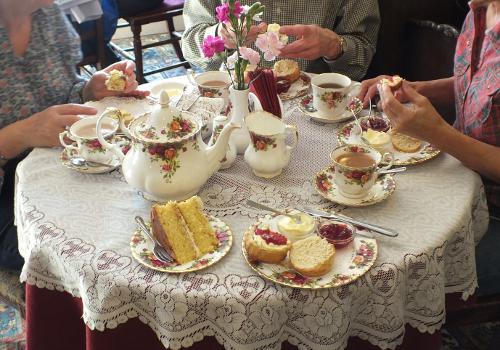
[285,124,299,154]
[96,110,125,162]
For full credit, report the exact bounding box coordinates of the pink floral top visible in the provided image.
[453,3,500,210]
[0,5,85,192]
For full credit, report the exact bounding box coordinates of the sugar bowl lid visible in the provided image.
[131,90,200,143]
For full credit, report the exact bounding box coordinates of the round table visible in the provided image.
[14,82,489,350]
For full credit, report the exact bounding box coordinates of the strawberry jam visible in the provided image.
[360,117,390,132]
[255,228,288,246]
[318,222,354,248]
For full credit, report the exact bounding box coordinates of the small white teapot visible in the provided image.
[244,111,298,178]
[96,91,240,201]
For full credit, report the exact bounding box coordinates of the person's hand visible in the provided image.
[378,81,447,141]
[278,25,341,60]
[220,22,267,49]
[23,104,97,148]
[358,75,424,108]
[83,60,149,101]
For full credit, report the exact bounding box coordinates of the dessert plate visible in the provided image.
[242,215,377,289]
[130,216,233,273]
[59,136,129,174]
[338,120,441,165]
[298,94,362,124]
[279,72,311,101]
[314,165,396,207]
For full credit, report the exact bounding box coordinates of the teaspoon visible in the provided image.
[70,157,114,168]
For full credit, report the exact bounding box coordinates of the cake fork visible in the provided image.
[135,216,174,263]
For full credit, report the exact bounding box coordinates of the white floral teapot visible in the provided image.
[96,91,240,201]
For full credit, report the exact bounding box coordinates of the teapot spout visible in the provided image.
[206,122,241,174]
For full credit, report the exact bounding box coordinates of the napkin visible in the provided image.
[249,69,282,118]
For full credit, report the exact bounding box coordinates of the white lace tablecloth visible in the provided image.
[14,92,489,350]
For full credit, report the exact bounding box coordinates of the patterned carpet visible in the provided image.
[1,34,499,349]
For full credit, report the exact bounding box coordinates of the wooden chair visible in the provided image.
[74,15,107,73]
[111,0,190,83]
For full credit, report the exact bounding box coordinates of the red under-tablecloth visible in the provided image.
[25,284,450,350]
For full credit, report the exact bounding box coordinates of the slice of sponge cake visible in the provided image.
[177,196,219,255]
[151,201,200,264]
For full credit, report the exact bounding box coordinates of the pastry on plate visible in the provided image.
[391,132,422,153]
[273,60,300,84]
[380,75,403,90]
[289,235,335,276]
[105,69,127,91]
[151,196,218,264]
[244,226,291,263]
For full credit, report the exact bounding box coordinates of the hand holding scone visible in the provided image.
[82,60,149,102]
[378,81,447,142]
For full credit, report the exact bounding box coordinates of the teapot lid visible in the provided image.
[131,90,200,143]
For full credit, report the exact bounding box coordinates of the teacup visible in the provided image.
[244,111,298,178]
[59,116,119,164]
[311,73,360,118]
[329,144,393,198]
[187,69,232,106]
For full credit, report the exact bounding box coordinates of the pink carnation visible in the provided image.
[239,47,260,66]
[255,32,285,61]
[202,35,226,58]
[216,3,230,23]
[216,1,244,23]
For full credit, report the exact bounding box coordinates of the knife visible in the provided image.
[301,206,399,237]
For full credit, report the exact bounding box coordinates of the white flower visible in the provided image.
[300,298,343,338]
[199,184,236,206]
[155,288,189,324]
[226,51,239,70]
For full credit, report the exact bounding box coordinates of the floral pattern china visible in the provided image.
[242,216,378,289]
[130,216,233,273]
[298,95,362,124]
[314,165,396,207]
[59,135,130,174]
[279,72,311,101]
[338,120,441,165]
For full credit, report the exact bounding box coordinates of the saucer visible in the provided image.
[279,72,311,101]
[130,216,233,273]
[314,165,396,207]
[298,95,360,124]
[59,136,129,174]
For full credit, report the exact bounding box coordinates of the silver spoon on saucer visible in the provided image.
[70,157,114,168]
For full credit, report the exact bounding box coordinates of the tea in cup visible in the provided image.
[311,73,360,118]
[244,111,298,178]
[59,116,119,164]
[187,69,231,105]
[329,144,393,198]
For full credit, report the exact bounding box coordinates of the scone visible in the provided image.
[380,75,403,90]
[105,69,127,91]
[273,60,300,84]
[391,132,422,153]
[267,23,289,44]
[244,226,291,263]
[289,236,335,277]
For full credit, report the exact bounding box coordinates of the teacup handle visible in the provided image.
[378,152,394,172]
[186,68,197,86]
[285,125,299,153]
[96,110,125,162]
[347,81,362,96]
[59,131,79,152]
[248,92,263,112]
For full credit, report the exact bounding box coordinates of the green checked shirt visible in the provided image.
[182,0,380,81]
